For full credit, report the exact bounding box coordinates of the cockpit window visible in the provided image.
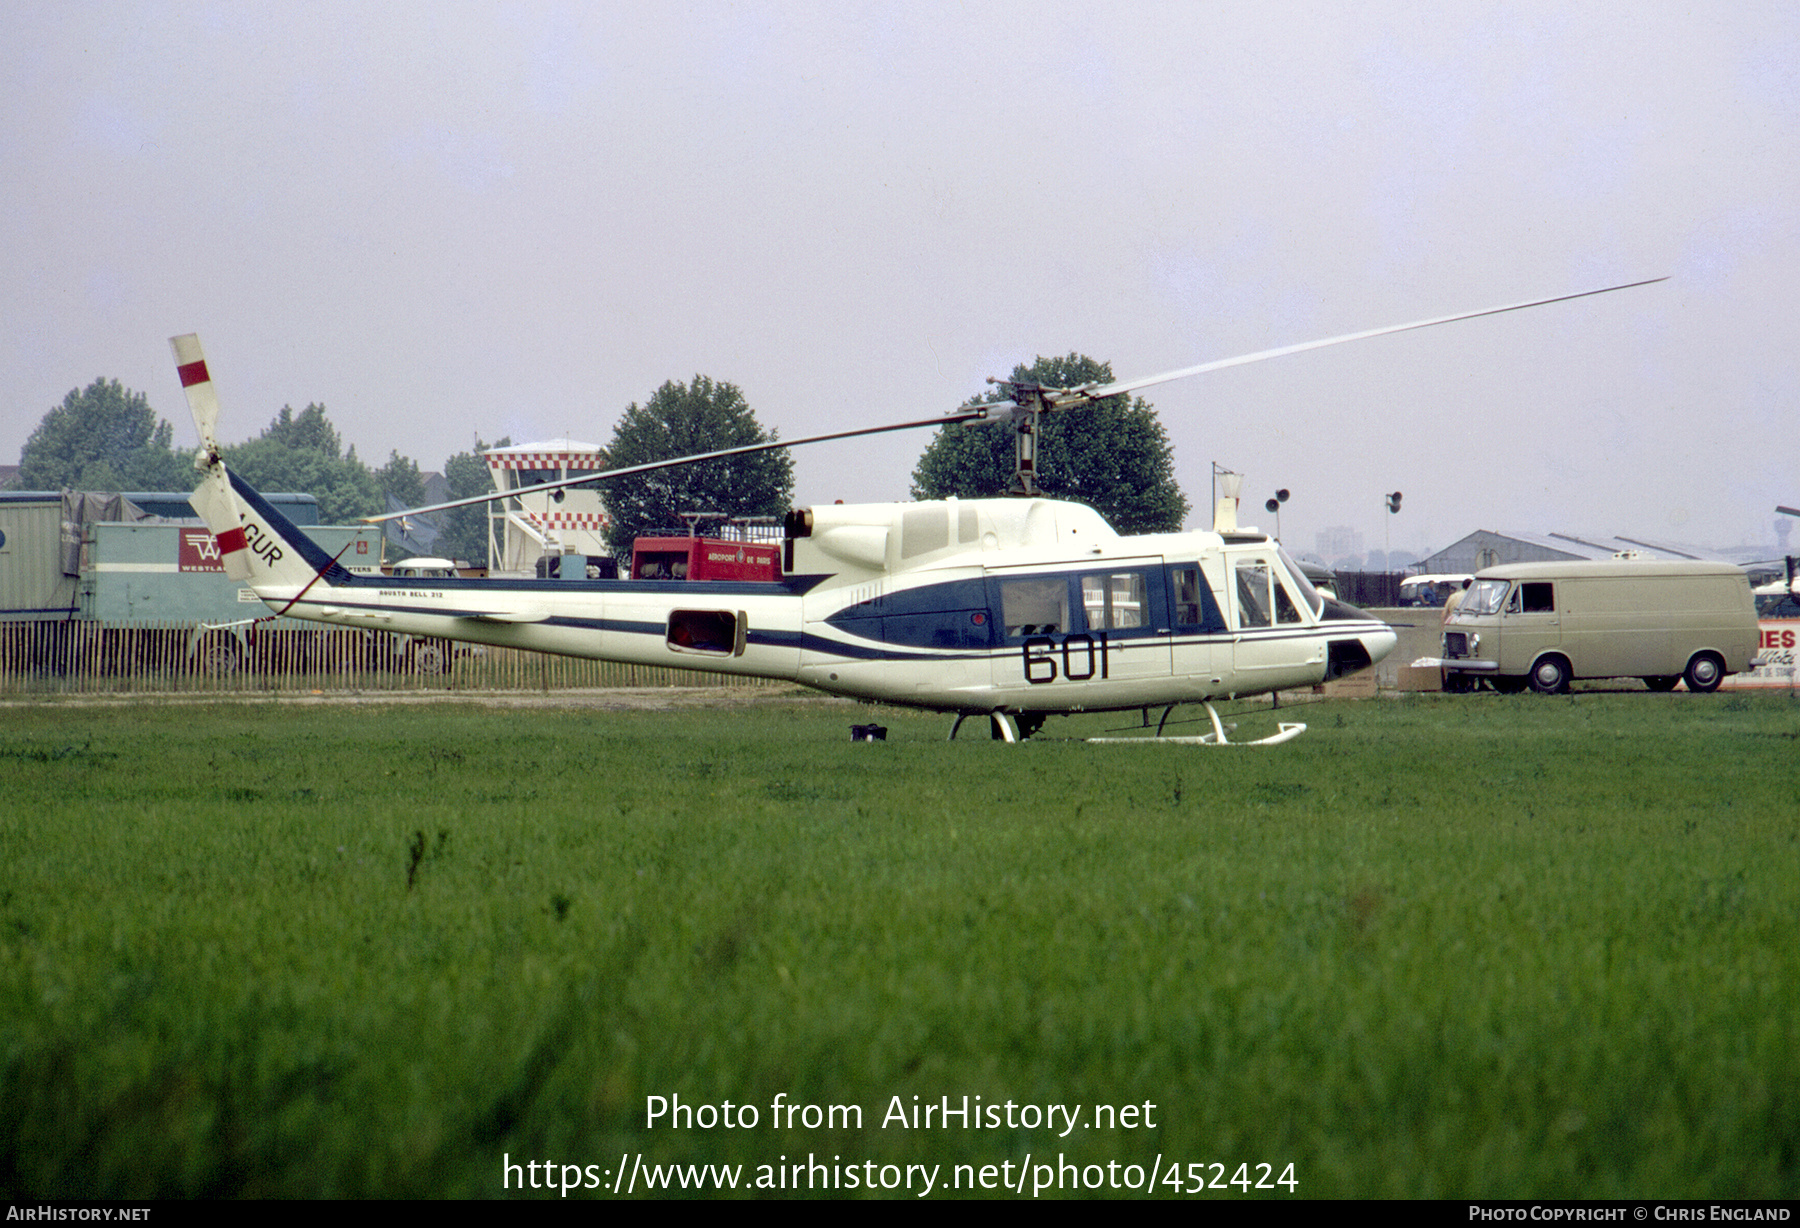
[1273,577,1303,624]
[1276,544,1324,617]
[1235,560,1271,628]
[1235,556,1309,629]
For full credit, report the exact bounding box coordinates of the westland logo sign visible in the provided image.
[179,530,225,572]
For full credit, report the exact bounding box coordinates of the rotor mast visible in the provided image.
[997,381,1050,496]
[986,378,1095,498]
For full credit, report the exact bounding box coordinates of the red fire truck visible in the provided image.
[629,535,781,582]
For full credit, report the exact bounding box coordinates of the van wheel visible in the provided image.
[1528,656,1571,694]
[198,634,242,675]
[1493,676,1527,694]
[1682,653,1724,694]
[1643,676,1680,692]
[411,641,447,675]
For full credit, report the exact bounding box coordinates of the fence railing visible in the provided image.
[0,620,780,696]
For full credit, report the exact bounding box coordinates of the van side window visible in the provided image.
[1521,582,1554,613]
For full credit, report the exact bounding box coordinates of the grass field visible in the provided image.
[2,689,1796,1198]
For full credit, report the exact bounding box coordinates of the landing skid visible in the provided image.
[949,703,1305,746]
[1087,701,1306,747]
[947,712,1031,742]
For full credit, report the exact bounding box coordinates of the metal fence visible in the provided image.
[1332,571,1406,608]
[0,620,779,696]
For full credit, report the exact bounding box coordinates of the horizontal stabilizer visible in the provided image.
[315,607,393,624]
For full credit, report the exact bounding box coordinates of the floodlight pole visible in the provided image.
[1265,488,1290,541]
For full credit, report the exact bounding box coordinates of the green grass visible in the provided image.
[1,691,1797,1198]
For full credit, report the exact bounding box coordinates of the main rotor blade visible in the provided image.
[369,275,1666,524]
[365,408,989,524]
[1050,276,1669,406]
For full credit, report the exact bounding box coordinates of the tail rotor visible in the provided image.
[170,334,254,581]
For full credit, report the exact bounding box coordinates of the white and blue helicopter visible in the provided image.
[172,278,1661,744]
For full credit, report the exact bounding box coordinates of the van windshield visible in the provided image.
[1459,579,1510,616]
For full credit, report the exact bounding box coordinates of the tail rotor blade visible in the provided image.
[170,334,224,455]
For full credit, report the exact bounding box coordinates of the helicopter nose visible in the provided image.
[1320,598,1398,679]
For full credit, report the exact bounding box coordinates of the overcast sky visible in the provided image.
[5,2,1796,559]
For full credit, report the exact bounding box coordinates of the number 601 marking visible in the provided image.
[1022,632,1109,684]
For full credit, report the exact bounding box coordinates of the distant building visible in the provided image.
[1418,529,1735,574]
[1315,525,1363,564]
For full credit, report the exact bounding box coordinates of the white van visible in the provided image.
[389,556,459,580]
[1427,560,1759,693]
[1399,573,1473,608]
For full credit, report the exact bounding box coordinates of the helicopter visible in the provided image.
[170,276,1663,744]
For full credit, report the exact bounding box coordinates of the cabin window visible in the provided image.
[1521,582,1555,613]
[1001,577,1068,638]
[1168,565,1229,632]
[1173,567,1203,625]
[1080,572,1148,630]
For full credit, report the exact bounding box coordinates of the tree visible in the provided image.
[14,379,192,492]
[910,354,1190,535]
[374,449,437,558]
[436,437,510,566]
[375,450,426,508]
[224,404,381,525]
[601,377,793,556]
